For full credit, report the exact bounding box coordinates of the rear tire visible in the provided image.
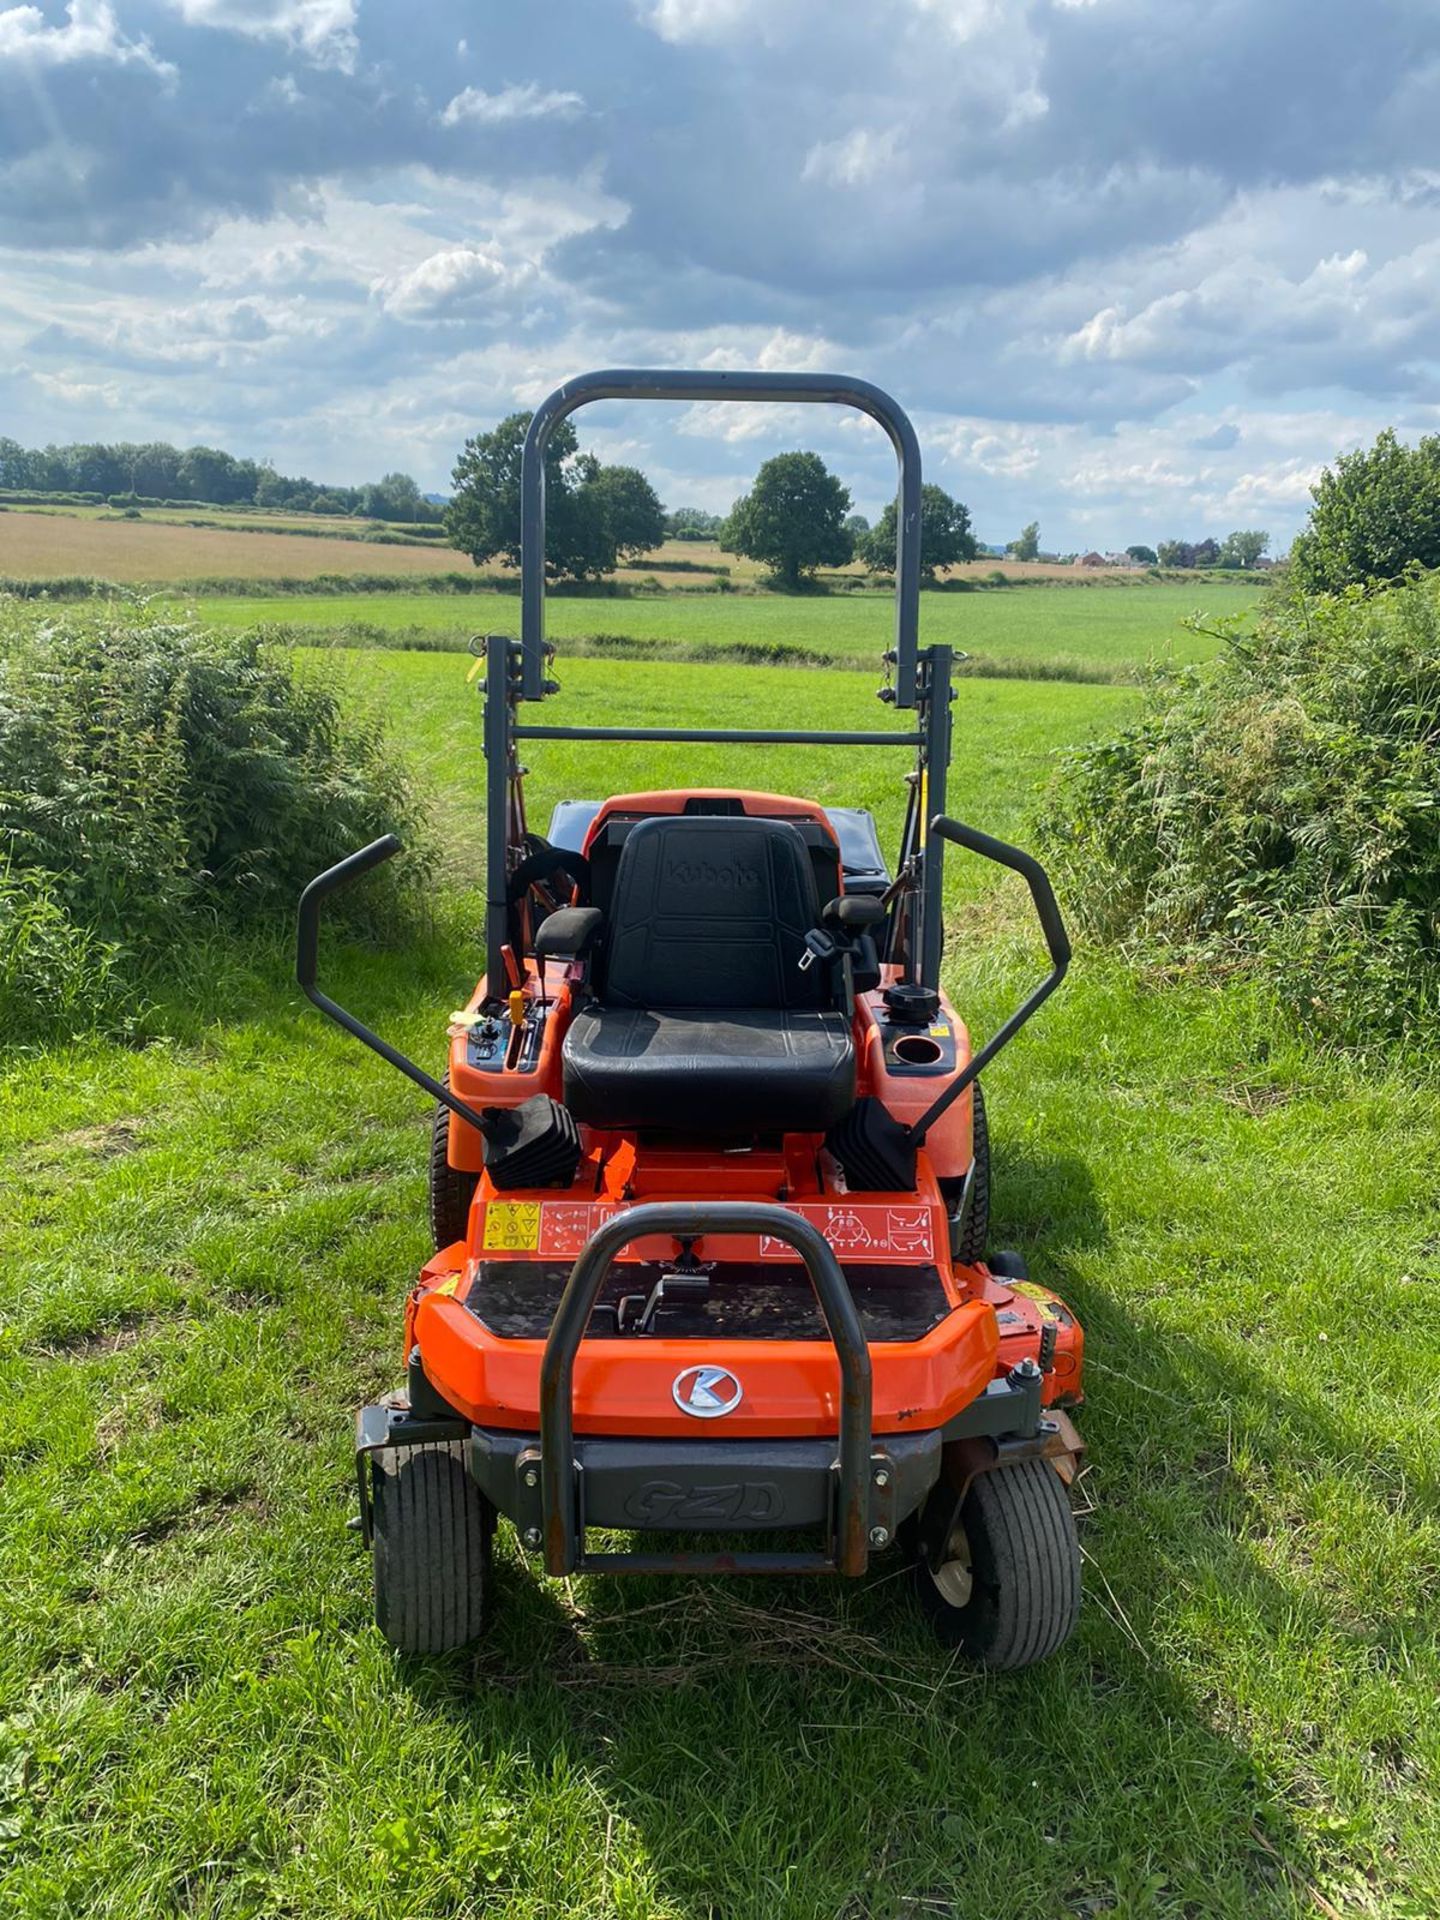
[949,1080,990,1265]
[912,1455,1080,1669]
[429,1074,478,1251]
[371,1443,494,1654]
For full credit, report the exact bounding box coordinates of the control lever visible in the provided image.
[617,1270,712,1334]
[798,895,887,974]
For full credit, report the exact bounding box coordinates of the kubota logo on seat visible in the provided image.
[672,1364,743,1418]
[665,860,760,891]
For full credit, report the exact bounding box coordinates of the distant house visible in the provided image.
[1077,551,1107,568]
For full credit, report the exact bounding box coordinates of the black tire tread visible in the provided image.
[429,1073,479,1252]
[953,1081,990,1265]
[371,1443,492,1654]
[913,1454,1080,1669]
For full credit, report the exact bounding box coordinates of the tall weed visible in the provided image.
[1038,577,1440,1045]
[0,601,426,1044]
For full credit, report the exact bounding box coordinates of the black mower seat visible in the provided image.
[562,814,856,1133]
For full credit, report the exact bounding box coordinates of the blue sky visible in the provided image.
[1,0,1437,550]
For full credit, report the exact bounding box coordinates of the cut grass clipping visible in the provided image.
[0,601,425,1045]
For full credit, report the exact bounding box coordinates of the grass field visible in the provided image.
[189,578,1264,679]
[2,627,1437,1919]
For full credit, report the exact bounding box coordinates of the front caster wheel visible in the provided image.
[912,1456,1080,1669]
[371,1442,495,1654]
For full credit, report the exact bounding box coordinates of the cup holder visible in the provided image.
[893,1034,943,1067]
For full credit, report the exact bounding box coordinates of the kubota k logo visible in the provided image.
[672,1365,743,1419]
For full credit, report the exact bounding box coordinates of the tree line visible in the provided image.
[0,436,441,523]
[445,418,980,585]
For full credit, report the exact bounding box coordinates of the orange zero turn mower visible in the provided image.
[297,369,1085,1668]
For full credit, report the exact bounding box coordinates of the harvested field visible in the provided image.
[0,508,1173,590]
[0,509,472,582]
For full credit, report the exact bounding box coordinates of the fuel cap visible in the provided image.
[882,983,940,1026]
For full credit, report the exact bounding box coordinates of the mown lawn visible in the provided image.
[1,650,1436,1919]
[184,577,1264,678]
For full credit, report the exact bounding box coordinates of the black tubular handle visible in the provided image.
[296,834,400,989]
[539,1202,874,1578]
[295,838,494,1139]
[907,816,1071,1147]
[519,369,923,709]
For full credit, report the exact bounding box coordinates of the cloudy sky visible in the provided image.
[1,0,1437,550]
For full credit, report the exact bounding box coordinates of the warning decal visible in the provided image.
[759,1202,935,1263]
[1010,1280,1066,1324]
[538,1201,617,1258]
[481,1201,541,1252]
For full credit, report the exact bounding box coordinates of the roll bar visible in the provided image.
[520,369,923,708]
[539,1201,874,1577]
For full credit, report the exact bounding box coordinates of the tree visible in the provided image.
[844,511,871,539]
[864,483,976,580]
[447,413,604,580]
[1219,529,1269,570]
[178,445,241,504]
[65,443,127,496]
[587,464,665,558]
[1006,521,1040,562]
[360,472,427,522]
[721,451,853,586]
[1157,538,1219,568]
[1290,429,1440,592]
[130,442,183,499]
[447,414,664,581]
[1126,544,1158,565]
[666,506,722,540]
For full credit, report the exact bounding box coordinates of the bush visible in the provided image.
[1037,578,1440,1045]
[0,603,425,1044]
[1290,429,1440,593]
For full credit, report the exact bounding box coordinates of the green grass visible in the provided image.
[2,646,1437,1918]
[182,578,1265,679]
[322,652,1133,878]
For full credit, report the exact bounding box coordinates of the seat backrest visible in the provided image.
[601,815,829,1010]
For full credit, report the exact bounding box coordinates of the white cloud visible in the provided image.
[801,127,901,190]
[639,0,764,43]
[30,368,124,406]
[162,0,357,69]
[373,245,534,319]
[0,0,172,73]
[440,83,585,128]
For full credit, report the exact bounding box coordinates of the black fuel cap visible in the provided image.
[882,983,940,1026]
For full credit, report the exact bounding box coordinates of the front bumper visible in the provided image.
[356,1359,1054,1572]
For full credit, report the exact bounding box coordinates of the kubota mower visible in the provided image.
[298,370,1086,1667]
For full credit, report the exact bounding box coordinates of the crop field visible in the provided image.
[2,620,1437,1919]
[188,577,1264,679]
[0,507,469,583]
[0,500,1229,594]
[0,500,440,539]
